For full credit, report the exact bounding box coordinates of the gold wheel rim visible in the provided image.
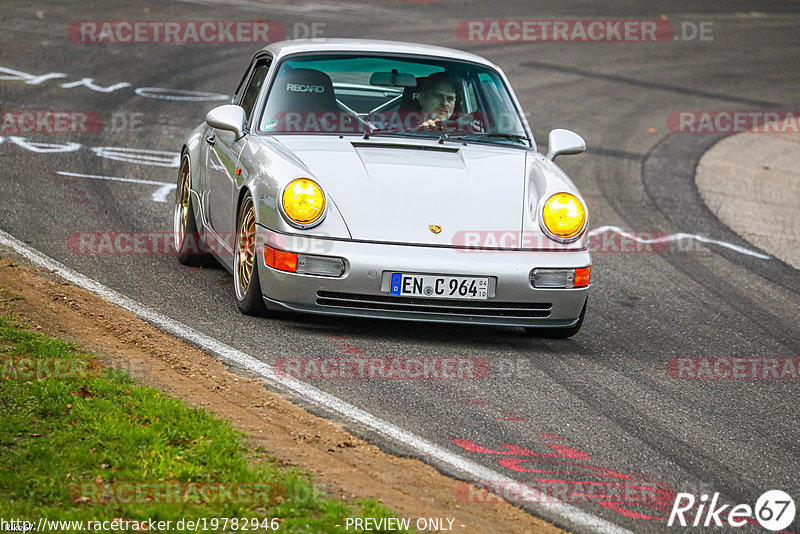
[176,157,190,245]
[236,200,256,294]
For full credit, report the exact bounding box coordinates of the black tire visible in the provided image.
[173,153,212,266]
[525,299,586,339]
[233,193,269,316]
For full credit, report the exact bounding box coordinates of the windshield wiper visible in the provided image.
[446,132,531,144]
[362,127,440,139]
[362,128,530,145]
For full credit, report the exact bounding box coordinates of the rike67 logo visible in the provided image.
[668,490,795,531]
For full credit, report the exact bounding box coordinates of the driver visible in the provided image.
[417,73,457,128]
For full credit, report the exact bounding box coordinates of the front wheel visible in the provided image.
[525,300,586,339]
[233,193,269,316]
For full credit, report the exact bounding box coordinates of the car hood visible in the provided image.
[272,135,527,246]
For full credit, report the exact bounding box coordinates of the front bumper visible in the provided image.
[257,228,590,328]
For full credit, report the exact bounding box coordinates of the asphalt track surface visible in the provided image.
[1,1,799,532]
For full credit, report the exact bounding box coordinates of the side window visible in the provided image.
[231,65,253,105]
[237,57,272,126]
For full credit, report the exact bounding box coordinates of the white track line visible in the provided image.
[0,227,631,534]
[56,170,171,186]
[56,171,177,203]
[588,225,771,260]
[151,184,177,204]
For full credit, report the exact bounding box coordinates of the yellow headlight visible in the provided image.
[282,178,326,226]
[542,193,586,239]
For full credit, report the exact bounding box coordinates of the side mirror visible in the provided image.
[205,105,246,140]
[546,129,586,160]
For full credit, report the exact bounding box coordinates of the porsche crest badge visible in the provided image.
[429,225,442,234]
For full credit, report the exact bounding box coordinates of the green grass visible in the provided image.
[0,315,411,533]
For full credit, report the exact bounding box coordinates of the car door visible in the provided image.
[206,56,272,245]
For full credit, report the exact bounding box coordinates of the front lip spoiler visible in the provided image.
[262,295,582,329]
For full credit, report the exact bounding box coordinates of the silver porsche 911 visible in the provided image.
[174,39,591,337]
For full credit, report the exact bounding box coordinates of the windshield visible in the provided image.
[257,53,530,146]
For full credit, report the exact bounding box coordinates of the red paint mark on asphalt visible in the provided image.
[449,438,591,461]
[449,436,680,522]
[496,410,523,421]
[498,457,634,479]
[449,438,540,456]
[326,333,366,356]
[547,443,591,460]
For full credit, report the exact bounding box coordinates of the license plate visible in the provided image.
[389,273,489,300]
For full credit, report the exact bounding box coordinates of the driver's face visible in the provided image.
[419,82,457,120]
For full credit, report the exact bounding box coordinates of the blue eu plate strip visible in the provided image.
[390,273,403,295]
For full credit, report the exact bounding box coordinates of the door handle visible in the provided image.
[206,135,216,146]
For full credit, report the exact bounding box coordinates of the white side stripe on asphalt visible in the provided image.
[588,225,771,260]
[57,170,170,186]
[152,184,177,203]
[0,227,632,534]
